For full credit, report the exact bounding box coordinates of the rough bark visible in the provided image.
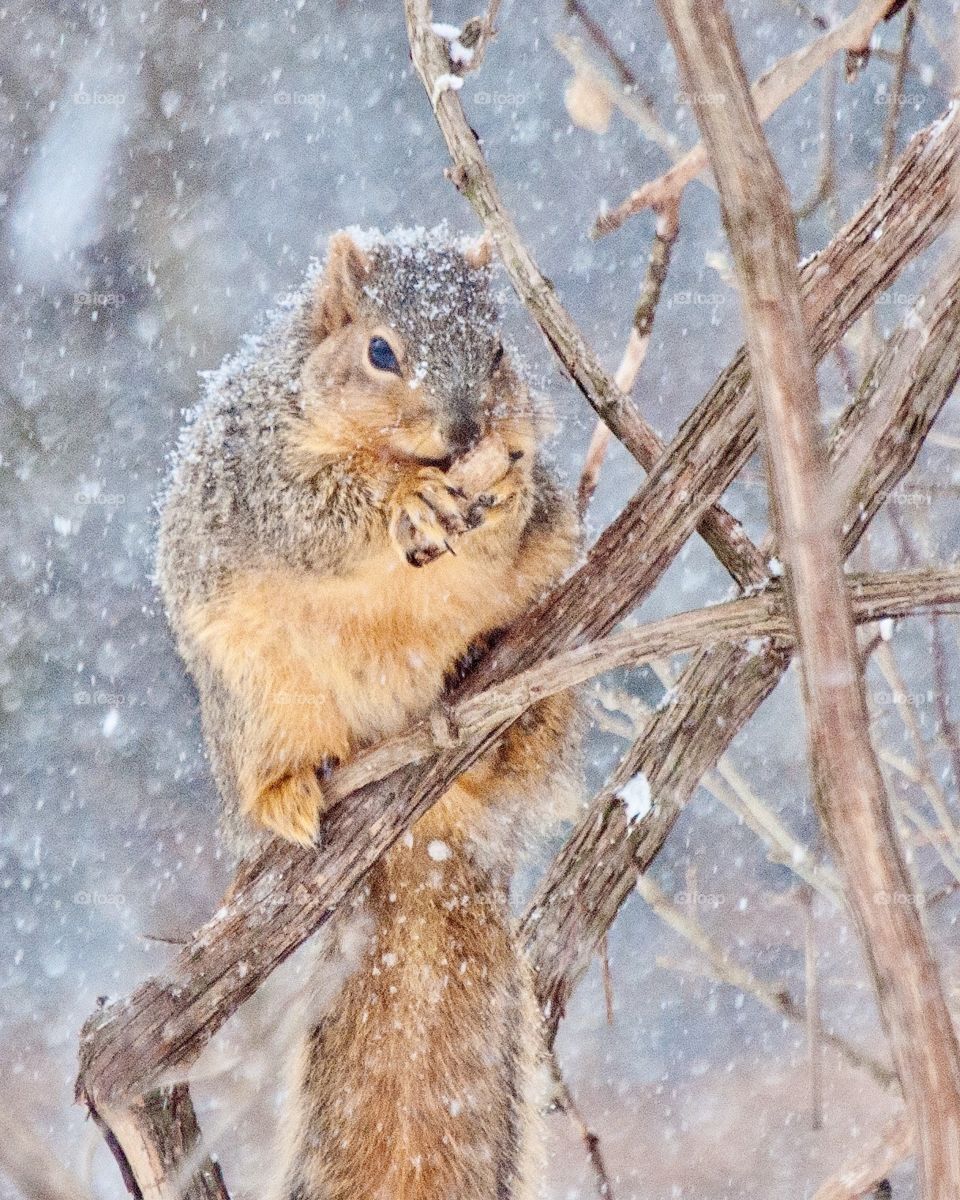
[525,241,960,1041]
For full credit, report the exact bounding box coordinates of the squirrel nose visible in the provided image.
[445,414,482,458]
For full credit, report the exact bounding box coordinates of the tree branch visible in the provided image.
[524,236,960,1041]
[593,0,901,236]
[635,874,895,1089]
[622,4,960,1191]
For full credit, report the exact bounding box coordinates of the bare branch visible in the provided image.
[593,0,901,237]
[811,1115,912,1200]
[579,201,681,515]
[79,1085,229,1200]
[635,874,895,1089]
[524,214,960,1044]
[645,4,960,1191]
[549,1055,615,1199]
[879,1,916,179]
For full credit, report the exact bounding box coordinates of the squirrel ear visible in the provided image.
[311,233,371,340]
[463,234,493,270]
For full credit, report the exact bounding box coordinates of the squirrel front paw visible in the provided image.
[388,467,472,568]
[251,767,324,846]
[448,435,527,528]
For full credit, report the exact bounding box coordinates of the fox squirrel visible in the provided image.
[156,227,581,1200]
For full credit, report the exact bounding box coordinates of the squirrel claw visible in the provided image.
[390,467,472,567]
[405,543,445,569]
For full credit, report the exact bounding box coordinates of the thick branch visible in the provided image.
[333,565,960,800]
[79,1085,230,1200]
[524,240,960,1039]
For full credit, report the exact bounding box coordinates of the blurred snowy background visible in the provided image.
[2,0,960,1196]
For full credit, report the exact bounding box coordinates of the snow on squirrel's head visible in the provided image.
[288,226,544,472]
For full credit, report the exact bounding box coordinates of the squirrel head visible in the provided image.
[289,229,541,472]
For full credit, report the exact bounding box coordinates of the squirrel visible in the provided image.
[156,227,581,1200]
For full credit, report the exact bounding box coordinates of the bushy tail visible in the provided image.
[277,847,543,1200]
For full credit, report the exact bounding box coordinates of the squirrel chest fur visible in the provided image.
[157,228,580,1200]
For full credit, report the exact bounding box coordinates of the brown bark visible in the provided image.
[79,1084,229,1200]
[654,2,960,1192]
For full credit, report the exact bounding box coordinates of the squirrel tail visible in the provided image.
[275,846,544,1200]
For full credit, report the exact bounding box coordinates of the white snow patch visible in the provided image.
[449,41,475,66]
[768,557,784,577]
[618,773,652,824]
[102,709,119,738]
[432,74,464,105]
[878,618,895,642]
[427,839,452,862]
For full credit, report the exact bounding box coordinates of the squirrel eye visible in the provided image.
[368,336,401,376]
[491,342,504,373]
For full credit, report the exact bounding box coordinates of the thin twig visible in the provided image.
[801,886,824,1131]
[879,0,917,178]
[564,0,641,95]
[600,933,615,1025]
[593,0,901,237]
[550,1054,616,1199]
[635,873,895,1088]
[578,201,681,515]
[794,55,838,220]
